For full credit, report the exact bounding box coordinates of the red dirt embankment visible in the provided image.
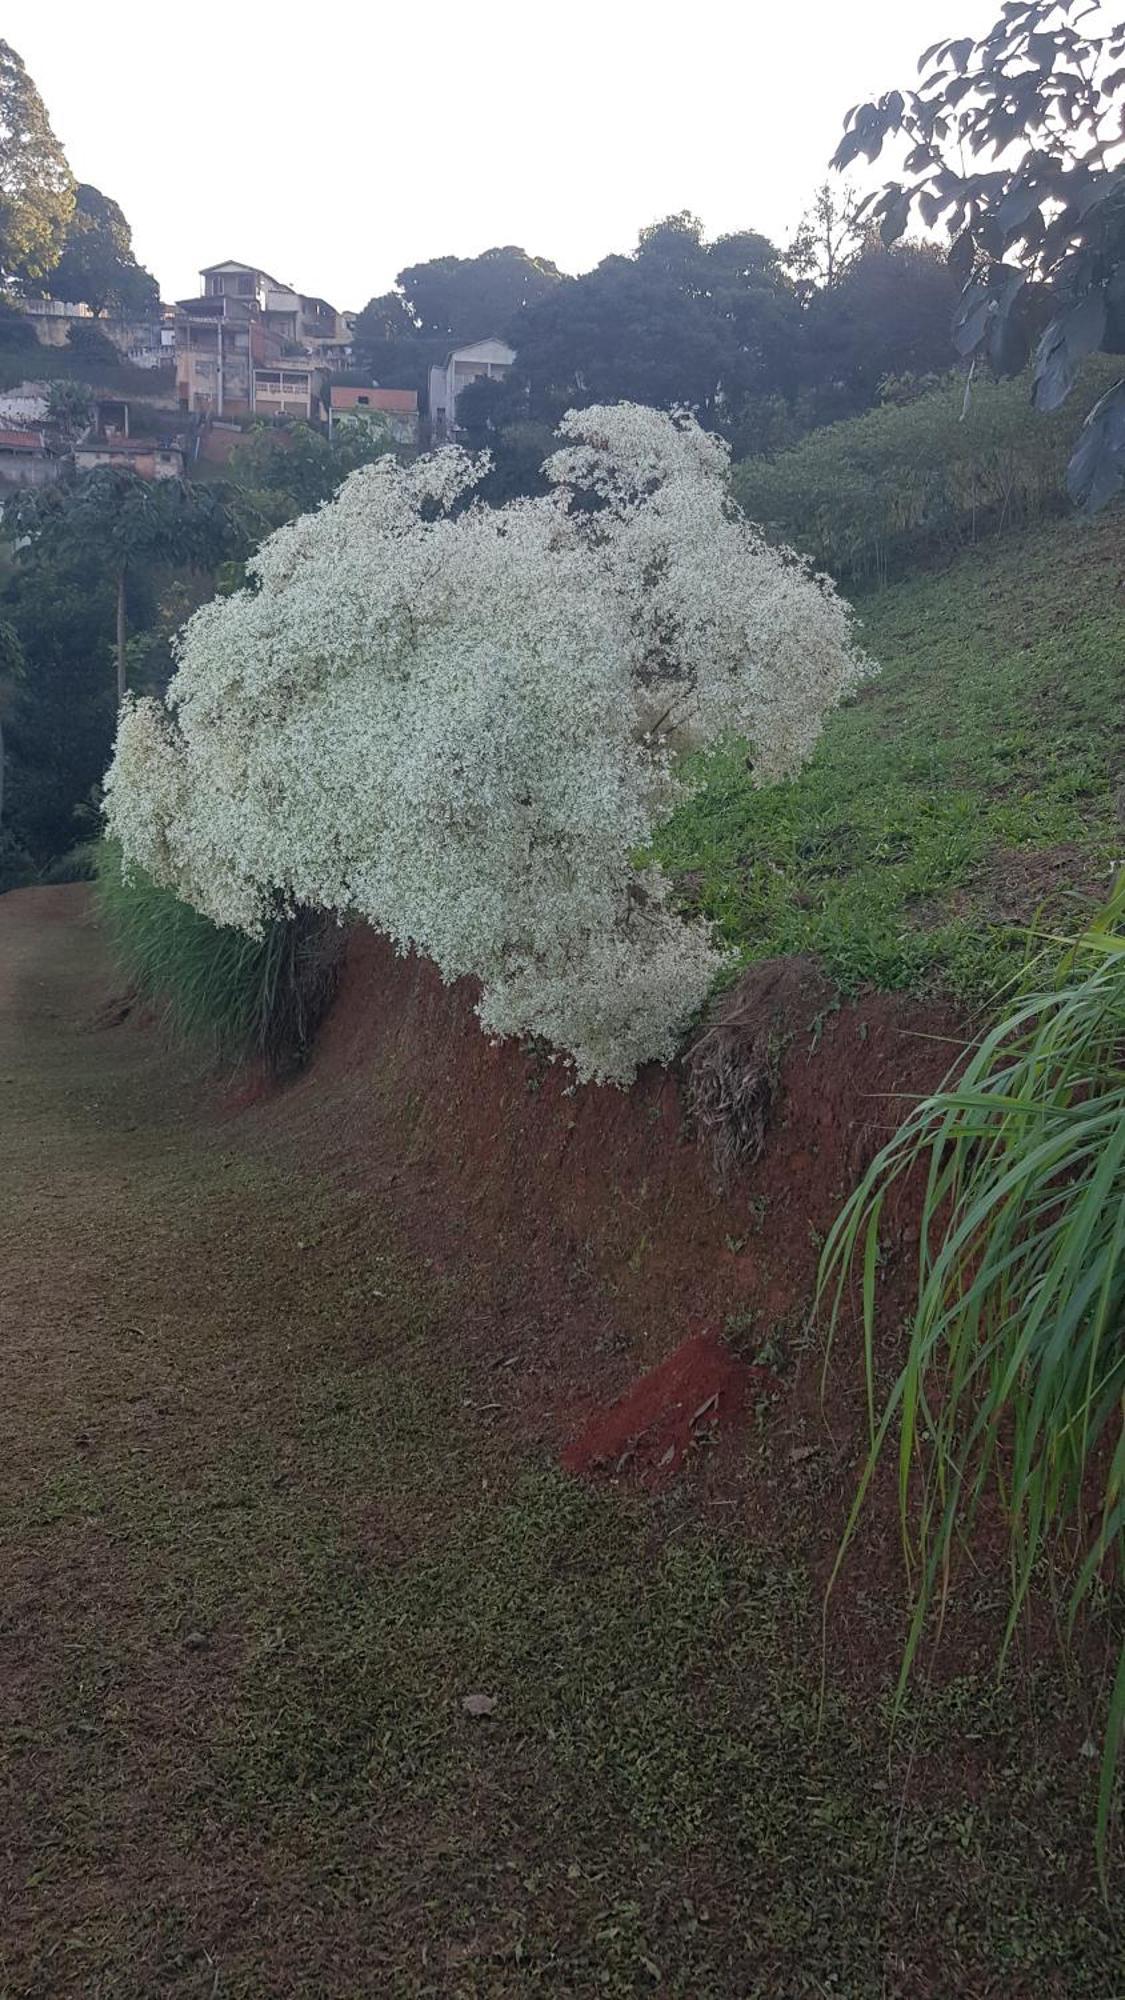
[246,931,962,1491]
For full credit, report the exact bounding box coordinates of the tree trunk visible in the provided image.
[116,568,127,707]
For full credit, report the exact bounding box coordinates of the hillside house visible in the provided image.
[73,435,185,479]
[330,385,418,446]
[74,398,188,478]
[428,338,516,441]
[0,429,57,488]
[175,293,282,416]
[252,359,327,422]
[179,262,350,418]
[200,262,352,362]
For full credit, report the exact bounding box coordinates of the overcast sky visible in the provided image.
[14,0,1002,309]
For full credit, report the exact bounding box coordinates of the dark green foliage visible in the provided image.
[0,294,35,349]
[838,0,1125,507]
[653,509,1123,999]
[6,466,257,704]
[45,377,93,433]
[1,471,254,866]
[511,214,798,428]
[1,557,120,861]
[353,245,562,398]
[734,360,1122,584]
[795,240,960,426]
[0,342,159,395]
[229,418,394,528]
[819,876,1125,1878]
[451,376,553,504]
[65,319,121,369]
[50,183,158,318]
[95,842,344,1072]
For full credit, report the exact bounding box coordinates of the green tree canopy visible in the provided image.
[509,215,799,428]
[0,39,74,287]
[50,183,159,317]
[229,418,395,528]
[353,245,563,393]
[7,469,255,705]
[797,239,960,422]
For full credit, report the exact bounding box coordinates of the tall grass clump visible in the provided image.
[818,872,1125,1873]
[96,841,343,1072]
[735,358,1123,585]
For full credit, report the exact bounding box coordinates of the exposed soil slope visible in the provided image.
[254,928,959,1497]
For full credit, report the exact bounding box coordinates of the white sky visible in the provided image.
[10,0,1002,310]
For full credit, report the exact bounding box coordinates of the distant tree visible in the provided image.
[0,40,74,287]
[50,184,159,317]
[354,246,563,397]
[798,239,961,422]
[0,559,118,861]
[0,617,24,828]
[834,0,1125,507]
[0,295,34,348]
[395,245,563,343]
[66,320,121,370]
[510,216,798,428]
[46,378,93,435]
[7,469,254,704]
[453,375,554,505]
[229,418,394,527]
[787,182,865,293]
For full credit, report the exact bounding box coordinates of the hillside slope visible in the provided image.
[656,509,1123,995]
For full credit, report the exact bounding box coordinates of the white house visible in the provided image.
[428,337,516,441]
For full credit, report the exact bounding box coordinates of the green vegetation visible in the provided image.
[655,508,1123,1000]
[734,360,1122,584]
[95,842,341,1069]
[819,875,1125,1877]
[0,335,165,397]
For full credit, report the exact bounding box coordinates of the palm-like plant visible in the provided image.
[818,872,1125,1874]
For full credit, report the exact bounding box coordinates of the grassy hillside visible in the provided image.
[656,509,1123,998]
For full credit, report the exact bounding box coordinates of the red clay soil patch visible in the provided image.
[561,1327,779,1484]
[234,930,964,1500]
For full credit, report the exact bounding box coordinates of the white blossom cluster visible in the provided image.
[104,405,870,1083]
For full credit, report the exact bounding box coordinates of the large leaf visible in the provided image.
[1066,376,1125,511]
[1032,290,1107,412]
[952,283,993,357]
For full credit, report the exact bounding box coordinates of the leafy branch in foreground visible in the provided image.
[835,0,1125,508]
[818,871,1125,1876]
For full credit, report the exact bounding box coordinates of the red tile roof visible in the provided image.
[0,428,46,451]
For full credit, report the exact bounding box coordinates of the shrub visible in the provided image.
[95,842,343,1072]
[65,319,120,369]
[103,406,869,1084]
[734,358,1123,584]
[818,873,1125,1873]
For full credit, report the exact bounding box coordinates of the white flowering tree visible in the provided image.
[104,406,869,1083]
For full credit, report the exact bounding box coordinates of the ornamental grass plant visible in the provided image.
[96,841,342,1072]
[818,872,1125,1873]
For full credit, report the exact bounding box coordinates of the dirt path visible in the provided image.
[1,888,1120,1999]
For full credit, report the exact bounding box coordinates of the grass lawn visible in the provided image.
[655,510,1124,998]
